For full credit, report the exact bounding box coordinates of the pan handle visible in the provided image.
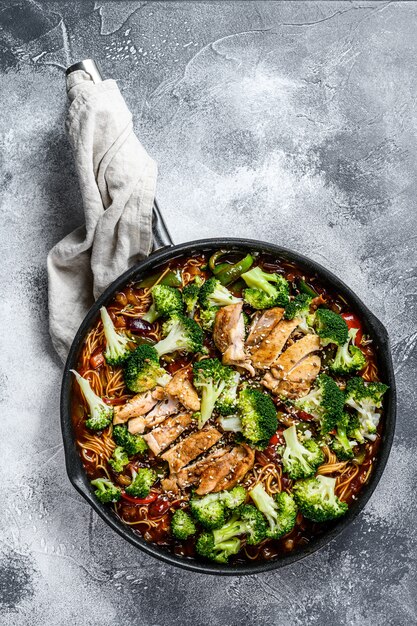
[66,59,174,252]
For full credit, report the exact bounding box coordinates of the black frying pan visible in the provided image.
[60,216,396,575]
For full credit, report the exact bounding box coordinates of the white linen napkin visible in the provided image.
[47,69,156,362]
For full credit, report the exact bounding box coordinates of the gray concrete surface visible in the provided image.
[1,1,416,624]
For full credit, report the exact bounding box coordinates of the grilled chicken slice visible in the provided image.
[113,387,165,425]
[264,354,321,397]
[213,302,255,375]
[161,426,222,474]
[270,334,321,378]
[127,395,180,434]
[166,369,200,412]
[174,447,231,490]
[250,319,299,370]
[195,443,255,495]
[143,413,192,455]
[245,307,284,349]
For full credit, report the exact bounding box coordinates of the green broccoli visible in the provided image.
[90,477,121,503]
[142,284,183,323]
[216,371,240,415]
[125,467,157,498]
[171,509,197,540]
[281,424,325,479]
[212,505,267,546]
[192,358,236,428]
[182,278,203,318]
[154,313,204,357]
[190,493,226,530]
[189,486,247,530]
[249,483,298,539]
[331,412,355,460]
[195,532,241,563]
[71,370,113,430]
[123,344,171,393]
[315,308,349,346]
[284,294,314,333]
[242,266,290,309]
[108,446,129,473]
[345,377,388,442]
[294,374,345,434]
[293,475,348,522]
[112,424,148,456]
[330,328,366,375]
[221,485,247,509]
[100,306,133,365]
[237,387,278,448]
[198,277,242,309]
[218,415,243,432]
[199,306,219,331]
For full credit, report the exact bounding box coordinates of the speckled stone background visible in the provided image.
[1,1,416,624]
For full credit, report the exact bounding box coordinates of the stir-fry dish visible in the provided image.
[71,250,388,564]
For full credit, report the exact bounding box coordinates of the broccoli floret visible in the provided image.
[100,307,133,365]
[249,483,298,539]
[345,377,388,442]
[218,414,243,432]
[90,477,121,503]
[142,285,183,323]
[294,374,345,434]
[281,424,325,479]
[190,493,226,530]
[108,446,129,473]
[212,505,267,546]
[330,328,366,375]
[195,532,241,563]
[221,485,247,509]
[71,370,113,430]
[315,308,349,346]
[171,509,197,540]
[190,486,247,530]
[182,280,201,318]
[112,424,148,456]
[125,468,157,498]
[198,277,242,309]
[293,475,348,522]
[237,387,278,448]
[242,267,290,309]
[284,294,314,333]
[216,371,240,416]
[331,412,355,460]
[123,344,171,393]
[346,412,365,444]
[154,313,204,357]
[199,306,218,331]
[193,358,236,428]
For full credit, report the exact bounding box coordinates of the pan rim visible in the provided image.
[60,237,396,575]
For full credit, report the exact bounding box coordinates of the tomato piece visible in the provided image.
[90,350,105,369]
[296,410,315,421]
[341,312,363,345]
[269,430,284,446]
[148,497,172,518]
[121,492,158,505]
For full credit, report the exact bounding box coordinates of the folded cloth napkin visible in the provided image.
[47,69,156,362]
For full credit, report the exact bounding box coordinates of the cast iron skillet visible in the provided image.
[61,207,396,575]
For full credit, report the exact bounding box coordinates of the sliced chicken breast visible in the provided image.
[113,387,165,425]
[127,395,180,434]
[264,354,321,397]
[245,307,284,349]
[195,443,255,495]
[213,302,255,375]
[161,426,222,474]
[174,447,231,490]
[166,369,200,412]
[270,333,321,378]
[250,319,299,369]
[143,413,192,455]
